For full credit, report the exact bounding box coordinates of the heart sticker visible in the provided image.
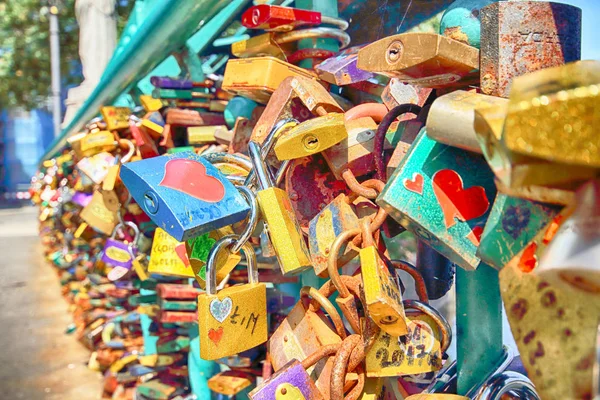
[404,173,424,195]
[209,297,233,323]
[159,159,225,203]
[518,242,538,273]
[208,327,224,346]
[432,169,489,229]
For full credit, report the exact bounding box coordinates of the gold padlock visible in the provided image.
[197,236,267,360]
[80,191,118,236]
[360,220,408,337]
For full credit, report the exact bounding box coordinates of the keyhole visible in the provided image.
[144,191,159,215]
[386,41,404,64]
[303,135,319,150]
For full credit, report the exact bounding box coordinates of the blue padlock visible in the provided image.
[120,151,250,241]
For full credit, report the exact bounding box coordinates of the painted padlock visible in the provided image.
[102,221,139,281]
[249,359,323,400]
[377,130,497,270]
[197,235,267,360]
[148,227,195,279]
[119,151,250,241]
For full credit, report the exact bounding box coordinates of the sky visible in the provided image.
[552,0,600,59]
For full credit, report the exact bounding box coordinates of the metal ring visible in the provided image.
[320,15,350,31]
[403,299,452,354]
[300,286,346,339]
[472,371,540,400]
[229,186,259,254]
[205,235,257,295]
[275,27,351,50]
[110,221,140,245]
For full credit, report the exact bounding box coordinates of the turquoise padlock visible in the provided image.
[477,193,561,270]
[378,130,497,270]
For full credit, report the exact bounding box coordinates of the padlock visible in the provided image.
[136,380,176,400]
[79,130,117,157]
[101,140,135,212]
[500,213,600,399]
[76,151,115,184]
[315,46,375,86]
[477,193,561,270]
[197,236,267,360]
[381,79,433,111]
[232,32,294,60]
[502,61,600,168]
[148,228,195,278]
[140,113,165,140]
[102,221,139,281]
[365,300,450,378]
[308,194,361,276]
[151,76,214,89]
[242,4,347,32]
[359,219,408,337]
[284,153,354,234]
[120,151,250,241]
[274,113,348,160]
[187,125,228,145]
[129,116,160,159]
[186,186,258,289]
[248,141,311,275]
[473,100,594,205]
[249,359,322,400]
[378,130,497,270]
[222,56,320,104]
[426,90,507,153]
[357,33,479,88]
[268,286,346,375]
[165,108,225,127]
[479,1,581,98]
[251,75,342,145]
[100,106,131,131]
[140,94,164,112]
[208,370,254,396]
[80,191,119,236]
[537,179,600,296]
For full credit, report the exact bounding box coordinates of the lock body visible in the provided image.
[197,282,267,360]
[315,46,375,86]
[101,106,131,131]
[378,130,497,270]
[222,57,319,104]
[148,228,195,278]
[480,1,582,98]
[120,151,250,241]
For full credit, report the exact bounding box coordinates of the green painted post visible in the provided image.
[456,264,504,394]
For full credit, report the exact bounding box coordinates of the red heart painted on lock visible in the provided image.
[432,169,489,229]
[159,159,225,203]
[208,326,224,346]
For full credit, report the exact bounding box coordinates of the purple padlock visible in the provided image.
[150,76,193,90]
[249,359,323,399]
[71,191,93,207]
[102,221,139,281]
[315,46,375,86]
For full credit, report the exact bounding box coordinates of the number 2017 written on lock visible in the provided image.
[366,316,442,377]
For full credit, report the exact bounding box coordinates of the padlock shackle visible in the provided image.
[248,141,274,190]
[110,221,140,246]
[275,27,351,50]
[388,259,430,303]
[300,286,346,339]
[471,371,540,400]
[202,152,253,175]
[328,228,361,298]
[230,186,259,254]
[119,139,135,163]
[205,235,257,295]
[243,118,297,188]
[403,299,452,354]
[330,334,365,400]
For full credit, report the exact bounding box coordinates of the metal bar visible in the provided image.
[40,0,230,163]
[49,4,61,138]
[456,264,504,394]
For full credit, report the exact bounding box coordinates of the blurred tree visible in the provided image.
[0,0,134,110]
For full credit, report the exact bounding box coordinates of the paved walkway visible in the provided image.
[0,206,102,399]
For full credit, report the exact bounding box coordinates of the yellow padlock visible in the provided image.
[148,228,195,278]
[140,94,165,112]
[360,220,408,337]
[80,191,118,235]
[197,236,267,360]
[248,141,312,275]
[100,106,131,131]
[274,113,348,160]
[79,130,117,157]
